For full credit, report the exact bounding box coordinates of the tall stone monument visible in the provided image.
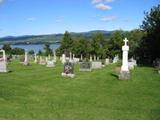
[23,50,29,65]
[0,49,7,72]
[119,38,130,80]
[34,54,38,64]
[53,50,57,62]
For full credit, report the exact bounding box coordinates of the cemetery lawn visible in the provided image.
[0,61,160,120]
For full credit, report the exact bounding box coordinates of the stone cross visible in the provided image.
[124,38,128,46]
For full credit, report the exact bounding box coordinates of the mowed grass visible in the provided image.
[0,60,160,120]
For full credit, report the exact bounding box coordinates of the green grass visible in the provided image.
[0,60,160,120]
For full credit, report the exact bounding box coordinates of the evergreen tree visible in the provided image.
[60,31,74,56]
[138,4,160,64]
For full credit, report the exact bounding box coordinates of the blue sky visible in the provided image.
[0,0,159,37]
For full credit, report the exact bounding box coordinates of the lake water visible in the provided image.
[0,44,60,53]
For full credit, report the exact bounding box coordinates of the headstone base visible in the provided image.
[0,70,8,73]
[119,71,131,80]
[61,73,75,78]
[22,62,29,66]
[80,69,91,72]
[46,65,55,67]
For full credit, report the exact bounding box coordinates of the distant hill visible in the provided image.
[0,30,113,45]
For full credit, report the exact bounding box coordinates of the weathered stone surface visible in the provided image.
[119,71,131,80]
[92,62,102,69]
[80,62,91,71]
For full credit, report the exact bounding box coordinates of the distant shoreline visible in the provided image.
[0,42,60,45]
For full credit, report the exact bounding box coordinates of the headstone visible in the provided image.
[80,54,83,61]
[97,56,100,61]
[119,38,130,80]
[39,56,46,65]
[72,54,79,63]
[0,49,7,72]
[69,52,73,63]
[90,55,93,62]
[113,55,119,63]
[80,62,92,71]
[153,58,160,74]
[153,59,160,69]
[128,62,135,70]
[61,61,75,78]
[46,60,55,67]
[62,54,66,64]
[128,58,137,70]
[92,61,102,69]
[105,58,110,65]
[23,50,29,65]
[48,54,51,60]
[53,50,57,62]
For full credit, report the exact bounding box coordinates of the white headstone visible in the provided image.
[0,49,7,72]
[34,54,38,63]
[113,55,119,63]
[69,52,73,63]
[92,61,102,69]
[81,54,83,61]
[90,55,93,62]
[23,50,29,65]
[62,54,66,64]
[46,60,55,67]
[53,50,57,62]
[105,58,110,65]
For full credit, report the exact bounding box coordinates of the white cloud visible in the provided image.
[95,3,112,10]
[100,16,117,22]
[104,0,114,3]
[27,17,36,22]
[92,0,102,4]
[92,0,114,4]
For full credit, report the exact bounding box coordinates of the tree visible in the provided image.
[72,36,92,58]
[11,48,25,55]
[59,31,74,56]
[44,44,52,56]
[28,50,35,55]
[138,4,160,64]
[127,29,144,58]
[2,44,12,54]
[37,50,43,56]
[107,30,124,58]
[91,33,105,57]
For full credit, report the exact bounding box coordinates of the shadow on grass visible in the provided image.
[110,73,119,79]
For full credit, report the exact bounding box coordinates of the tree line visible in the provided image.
[57,4,160,65]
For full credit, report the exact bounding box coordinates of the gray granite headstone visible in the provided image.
[80,62,91,71]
